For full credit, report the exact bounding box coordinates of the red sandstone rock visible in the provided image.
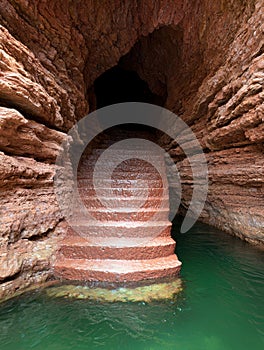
[0,222,66,300]
[0,107,66,162]
[58,236,176,260]
[0,0,263,297]
[54,255,181,283]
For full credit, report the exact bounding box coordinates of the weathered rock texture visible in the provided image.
[0,0,263,298]
[120,0,264,245]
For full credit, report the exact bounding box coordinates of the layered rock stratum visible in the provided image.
[0,0,263,298]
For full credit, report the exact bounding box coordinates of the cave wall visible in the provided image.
[0,0,263,298]
[122,0,263,244]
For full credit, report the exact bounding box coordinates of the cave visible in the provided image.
[94,65,166,108]
[53,55,185,284]
[0,1,263,348]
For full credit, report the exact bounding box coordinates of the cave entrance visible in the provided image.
[91,59,169,144]
[91,63,165,139]
[58,38,183,285]
[94,65,165,109]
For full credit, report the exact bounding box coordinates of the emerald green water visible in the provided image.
[0,221,263,350]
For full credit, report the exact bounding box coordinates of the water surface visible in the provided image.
[0,221,263,349]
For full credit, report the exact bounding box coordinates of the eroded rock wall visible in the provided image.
[170,1,264,245]
[0,24,73,297]
[0,0,263,298]
[121,0,264,245]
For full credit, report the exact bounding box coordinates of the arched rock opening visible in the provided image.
[94,65,166,109]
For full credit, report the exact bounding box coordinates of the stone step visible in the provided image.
[95,143,157,149]
[96,138,155,143]
[80,202,169,212]
[92,143,162,149]
[89,149,165,157]
[96,132,154,139]
[79,159,167,171]
[79,167,167,175]
[78,187,166,197]
[74,208,169,221]
[58,236,176,260]
[54,254,181,283]
[80,196,169,209]
[77,170,166,180]
[77,178,165,188]
[83,157,165,165]
[80,159,166,168]
[68,221,172,238]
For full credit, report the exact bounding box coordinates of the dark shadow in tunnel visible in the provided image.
[94,65,165,109]
[92,63,167,138]
[91,62,172,144]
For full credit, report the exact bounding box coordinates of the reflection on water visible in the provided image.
[0,221,263,350]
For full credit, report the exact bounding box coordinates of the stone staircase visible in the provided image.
[54,128,181,284]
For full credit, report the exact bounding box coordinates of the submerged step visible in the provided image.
[54,255,181,283]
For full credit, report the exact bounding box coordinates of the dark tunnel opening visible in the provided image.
[88,60,172,148]
[94,65,166,110]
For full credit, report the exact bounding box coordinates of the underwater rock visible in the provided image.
[45,279,183,302]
